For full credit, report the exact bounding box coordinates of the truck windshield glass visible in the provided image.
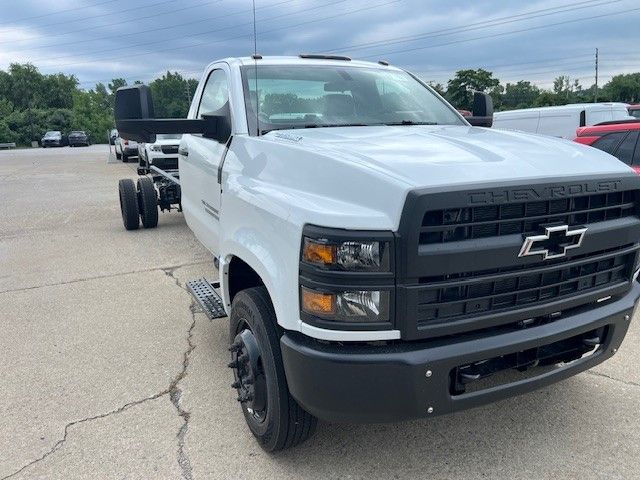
[241,65,464,134]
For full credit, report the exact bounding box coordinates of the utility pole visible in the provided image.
[594,48,599,103]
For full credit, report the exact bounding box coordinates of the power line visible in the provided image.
[0,0,221,46]
[357,5,640,60]
[28,0,345,64]
[34,0,401,68]
[0,0,122,25]
[325,0,620,54]
[13,0,294,53]
[22,0,177,31]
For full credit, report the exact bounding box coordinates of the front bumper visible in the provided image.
[281,282,639,423]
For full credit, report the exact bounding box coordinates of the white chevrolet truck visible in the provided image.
[115,55,640,451]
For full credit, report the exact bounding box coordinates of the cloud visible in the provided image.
[0,0,637,90]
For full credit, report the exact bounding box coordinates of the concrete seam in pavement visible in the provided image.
[0,260,211,295]
[1,294,199,480]
[586,369,640,389]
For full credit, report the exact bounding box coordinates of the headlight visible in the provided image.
[149,144,162,152]
[301,287,390,323]
[302,237,391,272]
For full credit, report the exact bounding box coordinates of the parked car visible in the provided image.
[114,136,138,162]
[575,121,640,173]
[493,103,633,139]
[138,134,181,171]
[628,105,640,119]
[109,128,118,145]
[115,55,640,451]
[41,131,65,147]
[68,130,90,147]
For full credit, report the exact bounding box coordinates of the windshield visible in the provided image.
[241,64,464,134]
[156,134,182,140]
[44,131,60,137]
[71,131,85,135]
[242,65,464,134]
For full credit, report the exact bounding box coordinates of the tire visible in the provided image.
[229,287,317,451]
[137,177,158,228]
[122,153,129,162]
[118,179,139,230]
[116,150,122,160]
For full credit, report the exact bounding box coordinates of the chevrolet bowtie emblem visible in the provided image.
[518,225,587,260]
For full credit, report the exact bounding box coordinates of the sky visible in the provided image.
[0,0,638,90]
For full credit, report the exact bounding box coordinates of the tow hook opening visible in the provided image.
[450,326,609,395]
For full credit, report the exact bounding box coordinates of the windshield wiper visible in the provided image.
[262,123,369,134]
[383,120,439,126]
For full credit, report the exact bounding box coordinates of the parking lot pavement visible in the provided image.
[1,145,639,479]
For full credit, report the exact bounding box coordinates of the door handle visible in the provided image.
[179,147,189,157]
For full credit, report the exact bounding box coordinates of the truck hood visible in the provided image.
[265,125,633,188]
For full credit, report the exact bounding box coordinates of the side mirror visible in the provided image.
[114,85,231,143]
[466,92,493,128]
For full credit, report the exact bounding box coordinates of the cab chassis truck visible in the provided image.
[115,55,640,452]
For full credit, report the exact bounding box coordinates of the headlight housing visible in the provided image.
[301,287,390,323]
[302,237,391,272]
[299,225,395,329]
[149,144,162,152]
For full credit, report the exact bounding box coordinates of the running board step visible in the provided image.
[186,278,227,319]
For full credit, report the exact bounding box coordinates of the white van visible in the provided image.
[493,103,633,139]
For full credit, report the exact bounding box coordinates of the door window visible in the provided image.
[613,131,639,165]
[592,132,627,155]
[197,69,229,117]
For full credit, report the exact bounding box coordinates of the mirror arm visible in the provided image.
[115,118,216,143]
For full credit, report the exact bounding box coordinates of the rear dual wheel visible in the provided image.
[118,179,139,230]
[137,177,158,228]
[118,177,158,230]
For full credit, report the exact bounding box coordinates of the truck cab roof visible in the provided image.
[206,55,402,71]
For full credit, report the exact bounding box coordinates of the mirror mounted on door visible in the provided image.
[114,85,231,143]
[466,91,493,128]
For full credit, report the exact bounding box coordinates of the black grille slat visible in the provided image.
[420,192,637,245]
[416,249,633,325]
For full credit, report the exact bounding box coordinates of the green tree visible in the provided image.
[602,73,640,103]
[41,73,78,109]
[427,81,445,97]
[446,69,499,110]
[150,71,194,118]
[502,81,541,110]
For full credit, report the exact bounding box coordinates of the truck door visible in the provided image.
[180,67,231,255]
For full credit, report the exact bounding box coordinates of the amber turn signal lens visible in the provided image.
[303,238,336,266]
[301,288,336,316]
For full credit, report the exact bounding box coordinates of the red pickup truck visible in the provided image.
[575,121,640,173]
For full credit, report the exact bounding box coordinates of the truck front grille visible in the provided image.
[420,191,637,245]
[397,177,640,340]
[416,246,634,326]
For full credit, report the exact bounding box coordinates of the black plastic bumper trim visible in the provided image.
[281,282,639,423]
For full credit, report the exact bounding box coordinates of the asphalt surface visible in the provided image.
[1,144,640,479]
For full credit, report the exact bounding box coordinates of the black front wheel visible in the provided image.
[229,287,317,451]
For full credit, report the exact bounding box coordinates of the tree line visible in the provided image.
[1,63,639,145]
[431,68,640,111]
[0,64,198,146]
